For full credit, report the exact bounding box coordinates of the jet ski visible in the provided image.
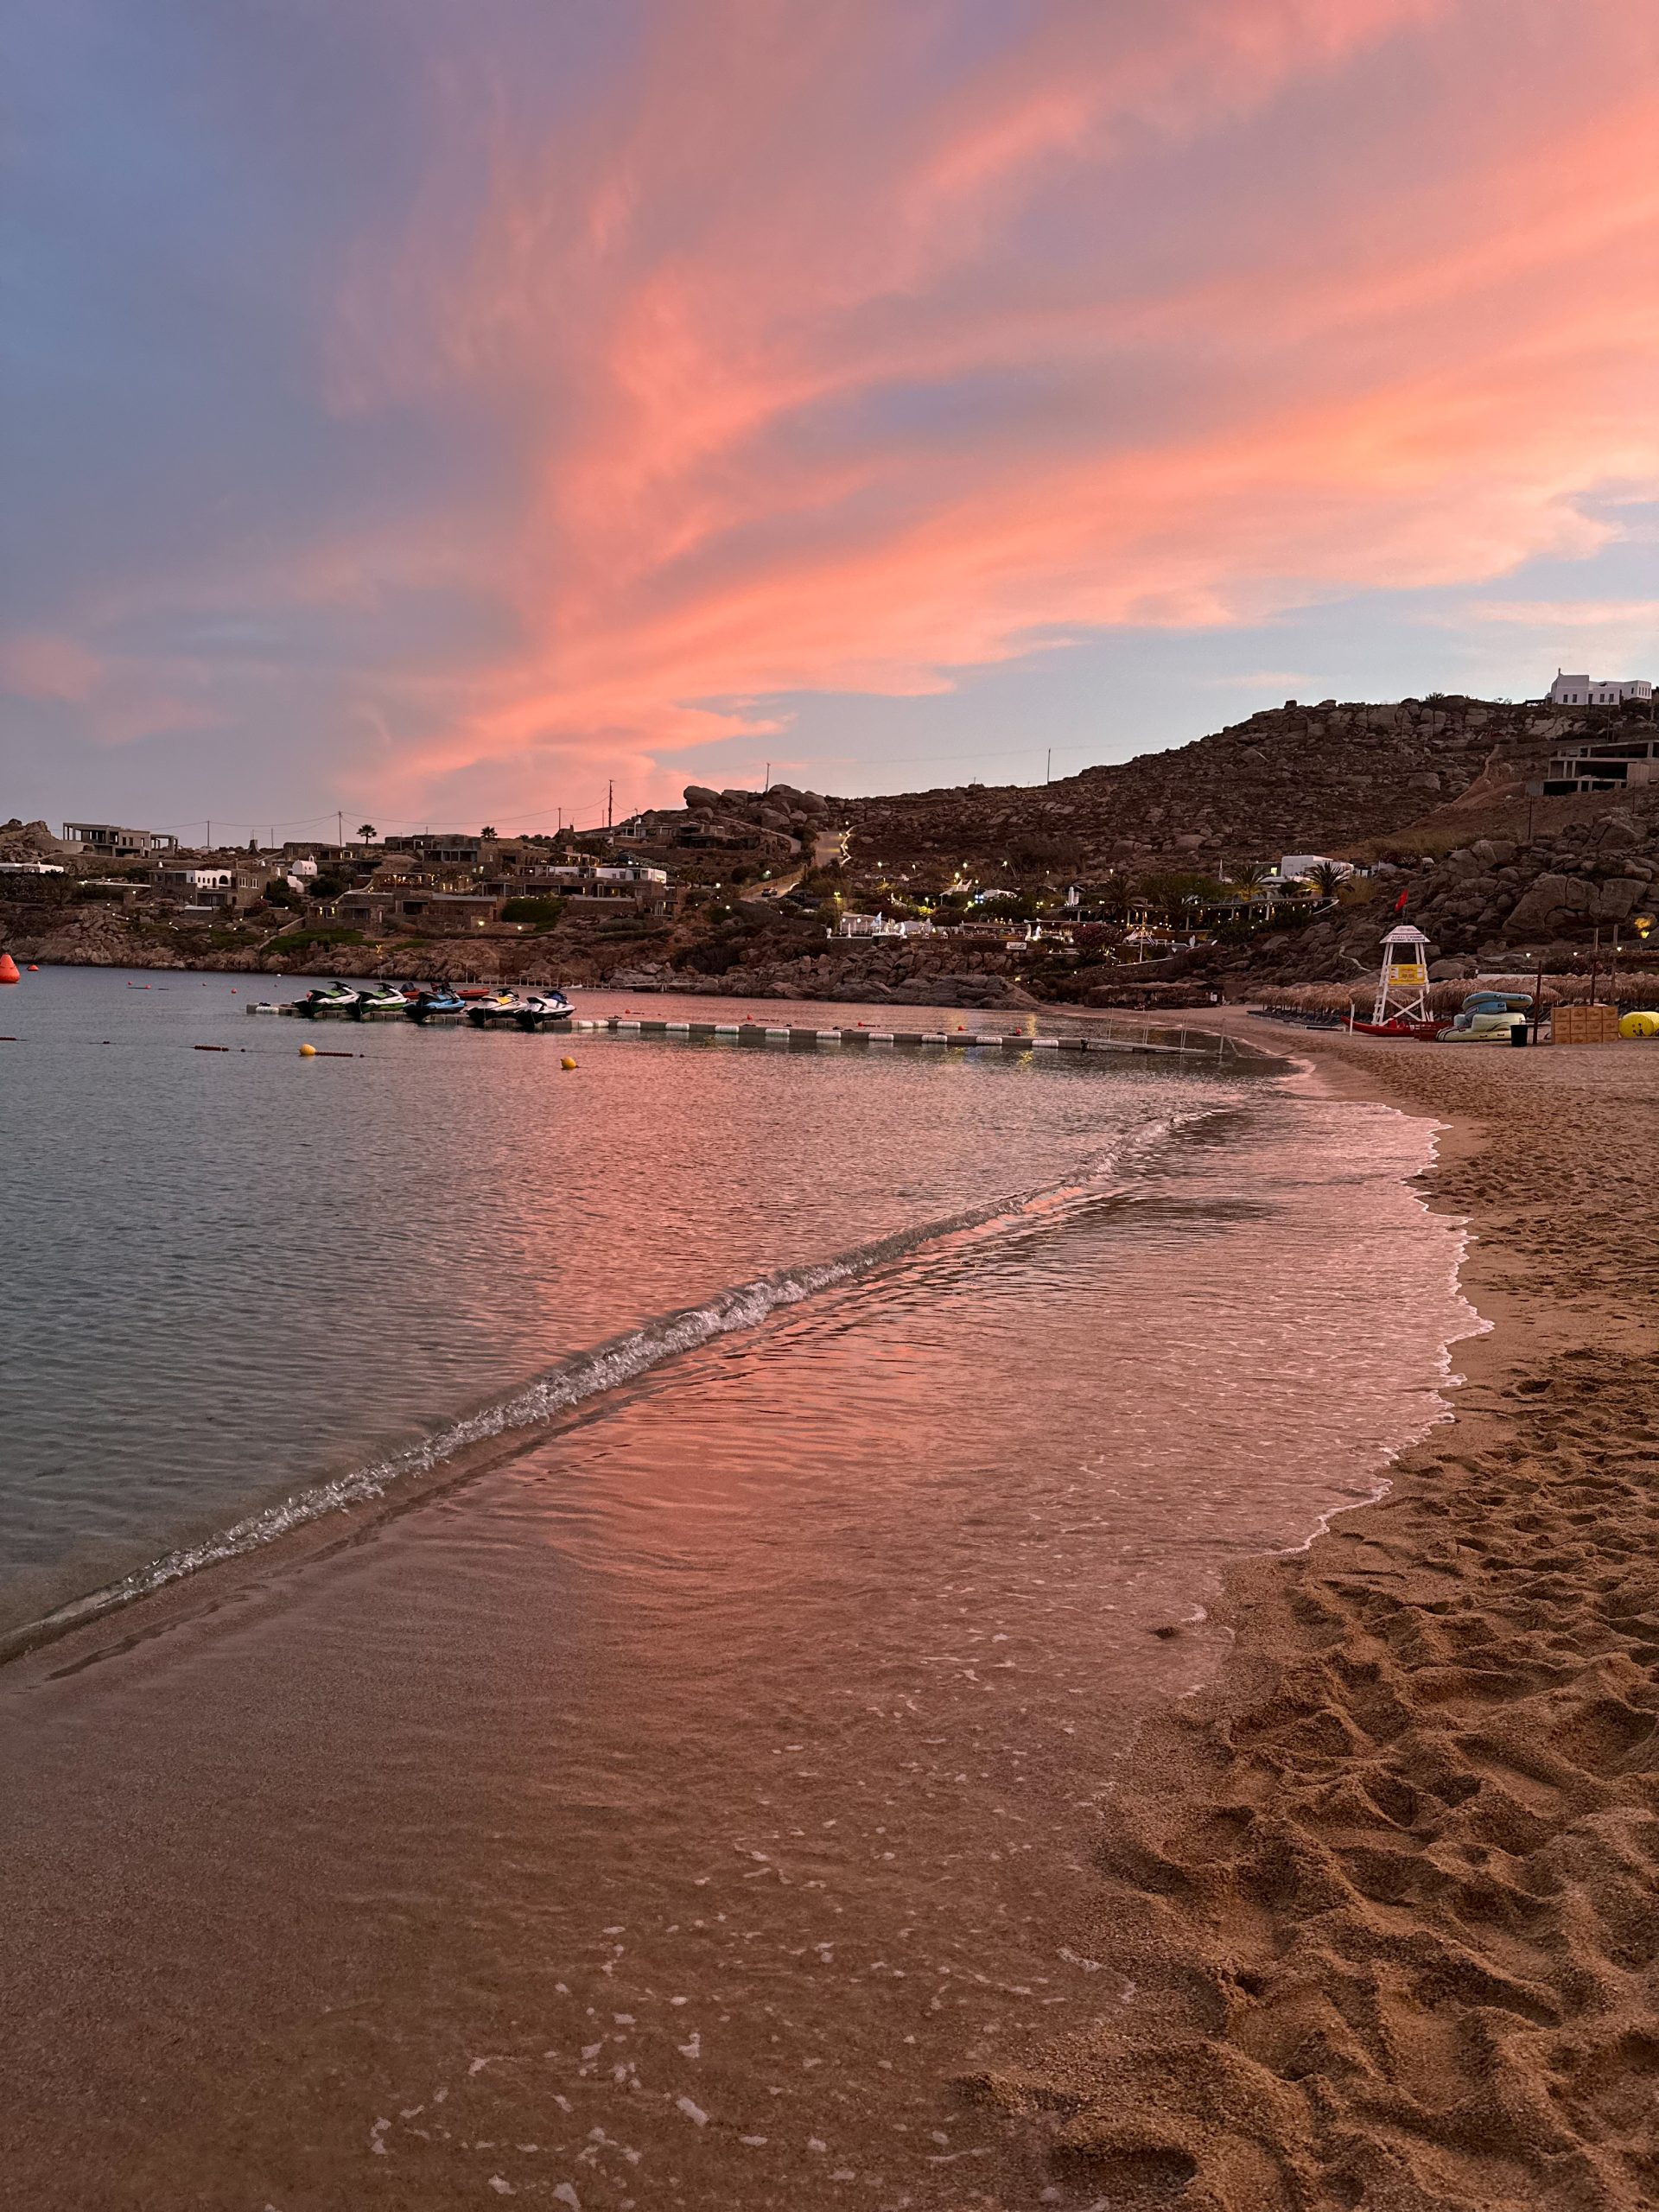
[296,981,363,1018]
[353,982,416,1020]
[466,988,529,1027]
[516,988,575,1030]
[408,984,468,1022]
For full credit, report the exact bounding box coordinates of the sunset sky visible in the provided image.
[3,0,1655,838]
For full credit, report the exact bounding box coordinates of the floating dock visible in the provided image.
[260,1000,1214,1057]
[582,1017,1197,1056]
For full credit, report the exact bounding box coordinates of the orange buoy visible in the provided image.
[0,953,20,985]
[27,963,38,971]
[561,1055,577,1071]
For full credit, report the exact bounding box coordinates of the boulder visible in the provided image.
[683,785,720,810]
[1503,873,1575,936]
[883,972,1038,1009]
[1592,875,1643,922]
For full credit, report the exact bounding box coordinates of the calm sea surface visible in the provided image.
[0,967,1477,2209]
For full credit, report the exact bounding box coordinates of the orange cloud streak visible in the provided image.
[32,0,1649,812]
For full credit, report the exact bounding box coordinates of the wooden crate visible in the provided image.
[1551,1002,1620,1045]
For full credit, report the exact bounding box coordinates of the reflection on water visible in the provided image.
[0,968,1221,1635]
[1,1000,1478,2210]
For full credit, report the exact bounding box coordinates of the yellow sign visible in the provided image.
[1388,960,1427,989]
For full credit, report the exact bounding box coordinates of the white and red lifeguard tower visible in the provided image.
[1372,924,1432,1026]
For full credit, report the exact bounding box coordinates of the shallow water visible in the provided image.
[0,967,1478,2209]
[1,968,1215,1636]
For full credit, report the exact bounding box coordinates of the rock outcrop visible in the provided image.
[834,697,1618,887]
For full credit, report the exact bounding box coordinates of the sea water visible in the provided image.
[0,966,1477,2209]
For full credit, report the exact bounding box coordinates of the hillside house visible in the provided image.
[382,833,494,867]
[156,861,271,912]
[332,887,502,933]
[506,861,678,918]
[1277,853,1355,882]
[837,913,934,938]
[1547,673,1652,708]
[62,822,179,857]
[1533,734,1659,797]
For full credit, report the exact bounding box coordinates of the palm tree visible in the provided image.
[1308,861,1347,902]
[357,823,377,842]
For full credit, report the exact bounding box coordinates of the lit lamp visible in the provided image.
[1636,914,1655,941]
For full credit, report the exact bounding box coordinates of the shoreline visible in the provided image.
[3,993,1647,2207]
[0,1023,1475,2212]
[969,1023,1657,2209]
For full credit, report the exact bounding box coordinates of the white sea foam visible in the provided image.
[10,1101,1236,1656]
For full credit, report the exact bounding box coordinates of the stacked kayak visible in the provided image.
[1441,989,1532,1045]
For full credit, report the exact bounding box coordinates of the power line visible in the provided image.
[106,738,1102,848]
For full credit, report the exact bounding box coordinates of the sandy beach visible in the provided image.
[970,1029,1659,2209]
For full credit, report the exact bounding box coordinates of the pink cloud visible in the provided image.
[0,631,219,747]
[0,632,105,702]
[38,1,1656,816]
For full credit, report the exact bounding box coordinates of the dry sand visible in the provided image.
[970,1031,1658,2210]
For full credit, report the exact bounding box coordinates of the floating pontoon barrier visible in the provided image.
[250,1001,1214,1058]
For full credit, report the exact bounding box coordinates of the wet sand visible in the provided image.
[975,1031,1659,2209]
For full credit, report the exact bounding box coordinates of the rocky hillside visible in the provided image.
[837,695,1611,886]
[8,694,1656,999]
[1243,800,1659,988]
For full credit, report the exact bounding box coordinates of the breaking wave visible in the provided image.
[8,1103,1236,1659]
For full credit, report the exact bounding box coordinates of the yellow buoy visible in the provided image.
[299,1041,317,1057]
[561,1055,577,1070]
[1618,1009,1659,1039]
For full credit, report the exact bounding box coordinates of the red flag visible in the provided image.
[1394,888,1409,912]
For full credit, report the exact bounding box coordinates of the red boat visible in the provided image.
[1347,1016,1447,1040]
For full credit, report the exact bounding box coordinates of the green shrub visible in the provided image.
[501,895,567,929]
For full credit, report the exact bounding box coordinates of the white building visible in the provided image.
[837,913,933,938]
[1278,853,1354,882]
[159,866,236,906]
[531,861,669,887]
[1548,672,1652,708]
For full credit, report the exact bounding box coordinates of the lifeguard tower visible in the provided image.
[1372,924,1432,1025]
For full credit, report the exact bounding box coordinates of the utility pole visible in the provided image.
[1045,749,1052,784]
[337,810,343,849]
[764,760,771,792]
[607,780,613,831]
